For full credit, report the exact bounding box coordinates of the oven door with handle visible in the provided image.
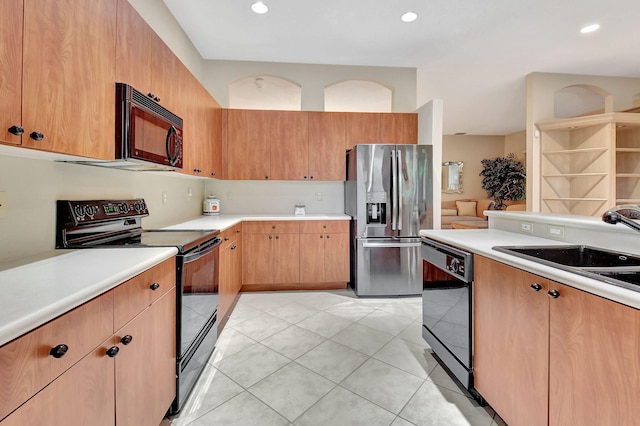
[179,236,221,357]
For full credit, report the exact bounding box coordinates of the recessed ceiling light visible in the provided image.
[401,12,418,23]
[580,24,600,34]
[251,1,268,14]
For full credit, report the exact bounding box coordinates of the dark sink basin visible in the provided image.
[588,270,640,286]
[493,245,640,268]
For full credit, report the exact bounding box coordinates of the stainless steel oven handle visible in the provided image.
[183,237,222,263]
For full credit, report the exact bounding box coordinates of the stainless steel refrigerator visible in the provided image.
[346,144,433,296]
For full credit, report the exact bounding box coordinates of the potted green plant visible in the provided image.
[479,153,526,210]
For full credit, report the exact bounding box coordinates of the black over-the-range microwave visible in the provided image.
[115,82,183,171]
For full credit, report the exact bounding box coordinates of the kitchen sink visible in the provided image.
[493,245,640,268]
[493,245,640,292]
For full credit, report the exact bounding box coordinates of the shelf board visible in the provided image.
[616,174,640,178]
[542,198,608,202]
[544,173,608,178]
[616,148,640,153]
[542,147,608,155]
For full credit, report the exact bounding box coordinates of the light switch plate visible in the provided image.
[0,191,6,219]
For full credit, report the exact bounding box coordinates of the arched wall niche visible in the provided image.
[324,79,393,112]
[553,84,611,118]
[229,75,302,110]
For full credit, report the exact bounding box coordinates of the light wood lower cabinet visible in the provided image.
[0,258,176,425]
[242,220,349,291]
[218,223,242,332]
[474,255,640,426]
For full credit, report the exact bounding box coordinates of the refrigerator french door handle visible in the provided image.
[397,149,403,231]
[391,149,398,231]
[362,241,422,248]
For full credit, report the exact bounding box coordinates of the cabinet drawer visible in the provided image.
[113,257,175,331]
[243,221,299,234]
[0,291,114,420]
[299,220,349,234]
[220,223,242,249]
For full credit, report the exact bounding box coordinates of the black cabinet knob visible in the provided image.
[326,235,330,239]
[29,131,44,141]
[106,346,120,357]
[120,335,133,345]
[530,283,542,292]
[236,229,241,233]
[154,96,160,102]
[147,92,155,99]
[231,245,237,250]
[8,125,24,136]
[269,235,272,240]
[275,235,279,239]
[224,237,230,241]
[211,172,216,177]
[304,176,307,179]
[194,168,202,173]
[310,176,314,179]
[150,282,160,291]
[320,235,323,239]
[548,289,561,299]
[265,176,269,179]
[49,344,69,358]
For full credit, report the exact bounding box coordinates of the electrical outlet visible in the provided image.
[187,188,193,200]
[162,192,168,205]
[0,191,6,219]
[227,192,233,200]
[520,222,533,233]
[317,192,323,201]
[547,225,565,239]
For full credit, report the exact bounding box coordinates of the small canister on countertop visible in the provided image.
[203,195,220,215]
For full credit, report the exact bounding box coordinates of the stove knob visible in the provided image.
[448,258,460,274]
[73,205,85,220]
[118,203,129,214]
[84,205,96,217]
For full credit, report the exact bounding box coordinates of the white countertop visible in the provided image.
[0,247,177,347]
[163,213,351,231]
[420,229,640,310]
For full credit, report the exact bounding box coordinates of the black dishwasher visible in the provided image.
[421,238,477,397]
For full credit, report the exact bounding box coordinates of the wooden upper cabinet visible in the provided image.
[0,0,23,146]
[209,101,223,179]
[227,109,271,180]
[21,0,117,159]
[380,113,418,144]
[345,112,380,149]
[309,112,347,181]
[115,0,151,93]
[270,111,309,180]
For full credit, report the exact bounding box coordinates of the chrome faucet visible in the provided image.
[602,205,640,233]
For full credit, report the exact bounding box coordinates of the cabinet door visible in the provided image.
[380,113,418,144]
[243,234,273,284]
[218,241,234,327]
[324,232,350,282]
[227,109,271,180]
[345,112,380,149]
[115,0,151,94]
[299,233,325,283]
[0,0,23,145]
[273,233,300,283]
[549,282,640,425]
[270,111,309,180]
[21,0,116,159]
[473,256,549,426]
[1,341,115,426]
[115,288,176,426]
[309,112,347,181]
[209,100,223,179]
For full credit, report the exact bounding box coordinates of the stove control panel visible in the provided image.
[59,199,149,225]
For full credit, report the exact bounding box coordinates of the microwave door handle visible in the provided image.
[166,125,180,166]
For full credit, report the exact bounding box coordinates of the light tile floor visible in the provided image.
[163,289,505,426]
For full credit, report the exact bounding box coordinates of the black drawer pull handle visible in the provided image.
[50,344,69,358]
[29,131,44,141]
[106,346,120,357]
[120,335,133,345]
[8,125,24,135]
[548,289,561,299]
[530,283,542,292]
[150,283,160,291]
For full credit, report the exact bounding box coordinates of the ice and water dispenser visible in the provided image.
[366,191,387,224]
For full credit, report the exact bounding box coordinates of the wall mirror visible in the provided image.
[442,161,464,193]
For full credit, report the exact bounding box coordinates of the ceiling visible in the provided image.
[162,0,640,135]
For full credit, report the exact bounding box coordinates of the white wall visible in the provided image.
[202,60,417,112]
[0,152,204,262]
[204,180,344,215]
